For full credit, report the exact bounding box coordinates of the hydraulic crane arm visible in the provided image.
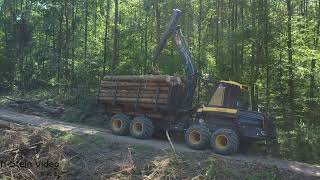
[153,9,197,109]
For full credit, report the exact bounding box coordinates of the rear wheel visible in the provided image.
[211,128,239,155]
[130,116,154,139]
[185,124,210,150]
[110,114,131,136]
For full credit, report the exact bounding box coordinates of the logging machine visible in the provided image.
[99,9,277,155]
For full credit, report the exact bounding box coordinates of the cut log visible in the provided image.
[107,103,166,110]
[5,97,64,115]
[100,74,184,114]
[103,75,181,84]
[110,110,164,119]
[99,92,169,99]
[5,97,40,104]
[100,85,170,91]
[100,89,167,95]
[99,97,168,104]
[101,81,170,87]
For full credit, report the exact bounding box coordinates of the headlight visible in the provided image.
[198,119,204,124]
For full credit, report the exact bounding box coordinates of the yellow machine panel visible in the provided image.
[197,107,238,114]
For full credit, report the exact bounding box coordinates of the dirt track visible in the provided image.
[0,108,319,178]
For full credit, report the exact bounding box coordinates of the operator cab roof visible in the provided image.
[220,80,249,91]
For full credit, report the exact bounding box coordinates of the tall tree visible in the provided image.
[196,0,203,103]
[286,0,294,110]
[102,0,111,78]
[112,0,119,72]
[154,0,160,43]
[84,0,89,60]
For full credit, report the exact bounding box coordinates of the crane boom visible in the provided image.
[153,9,197,109]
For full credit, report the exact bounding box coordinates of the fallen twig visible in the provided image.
[166,130,177,159]
[0,142,43,155]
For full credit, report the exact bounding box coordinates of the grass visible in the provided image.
[204,161,238,179]
[51,129,122,152]
[57,133,85,145]
[129,144,152,153]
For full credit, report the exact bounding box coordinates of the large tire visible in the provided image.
[130,116,154,139]
[110,114,131,136]
[185,124,210,150]
[211,128,239,155]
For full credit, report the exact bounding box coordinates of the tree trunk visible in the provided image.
[112,0,119,72]
[84,0,89,60]
[197,0,203,104]
[57,3,64,94]
[154,0,160,43]
[94,0,98,37]
[309,59,316,101]
[264,0,270,112]
[64,0,70,81]
[102,0,111,78]
[70,0,77,93]
[215,0,220,68]
[144,13,148,73]
[286,0,294,110]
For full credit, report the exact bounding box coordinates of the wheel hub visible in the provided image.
[112,119,123,130]
[189,130,201,145]
[215,134,228,149]
[133,122,143,134]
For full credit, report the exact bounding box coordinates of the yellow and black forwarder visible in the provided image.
[99,9,277,155]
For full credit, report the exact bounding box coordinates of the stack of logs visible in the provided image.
[99,75,182,110]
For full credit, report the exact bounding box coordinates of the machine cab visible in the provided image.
[208,81,250,110]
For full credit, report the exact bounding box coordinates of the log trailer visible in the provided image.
[99,9,276,155]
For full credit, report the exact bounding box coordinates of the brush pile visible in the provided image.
[5,97,64,117]
[0,121,76,179]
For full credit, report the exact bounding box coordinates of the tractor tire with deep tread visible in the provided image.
[211,128,239,155]
[185,124,210,150]
[130,116,154,139]
[110,114,131,136]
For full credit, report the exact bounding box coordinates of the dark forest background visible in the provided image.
[0,0,319,163]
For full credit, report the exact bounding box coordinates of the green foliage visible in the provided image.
[0,0,319,164]
[277,120,320,164]
[205,163,220,178]
[57,132,85,145]
[244,169,279,180]
[204,161,237,179]
[52,129,120,151]
[129,144,152,153]
[62,109,83,123]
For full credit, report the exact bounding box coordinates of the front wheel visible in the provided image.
[185,124,210,150]
[211,128,239,155]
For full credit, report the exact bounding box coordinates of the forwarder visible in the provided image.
[99,9,276,155]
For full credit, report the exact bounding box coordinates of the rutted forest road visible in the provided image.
[0,108,319,178]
